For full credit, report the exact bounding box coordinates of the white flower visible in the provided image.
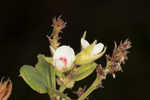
[75,32,106,65]
[81,37,104,56]
[53,45,75,70]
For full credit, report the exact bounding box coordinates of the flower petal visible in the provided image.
[53,46,75,70]
[54,59,65,70]
[91,43,104,56]
[81,38,90,49]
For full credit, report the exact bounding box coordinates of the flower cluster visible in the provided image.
[52,31,105,71]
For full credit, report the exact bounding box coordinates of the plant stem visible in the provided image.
[51,67,56,89]
[48,88,71,100]
[48,92,56,100]
[59,85,66,92]
[78,77,101,100]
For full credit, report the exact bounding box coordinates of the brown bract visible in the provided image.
[0,79,12,100]
[75,87,86,97]
[52,16,66,31]
[106,39,131,78]
[96,64,106,79]
[95,39,131,89]
[51,16,66,39]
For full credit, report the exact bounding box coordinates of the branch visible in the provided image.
[78,39,131,100]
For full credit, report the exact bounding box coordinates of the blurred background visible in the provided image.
[0,0,150,100]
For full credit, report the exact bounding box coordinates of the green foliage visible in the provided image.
[20,65,48,94]
[36,55,56,89]
[71,63,97,81]
[19,54,56,94]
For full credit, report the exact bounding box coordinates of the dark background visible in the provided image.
[0,0,150,100]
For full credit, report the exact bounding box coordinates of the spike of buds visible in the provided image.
[106,39,131,78]
[47,16,67,50]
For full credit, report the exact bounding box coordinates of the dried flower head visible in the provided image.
[47,16,67,49]
[96,64,105,79]
[75,87,86,97]
[106,39,131,78]
[52,16,66,31]
[0,78,12,100]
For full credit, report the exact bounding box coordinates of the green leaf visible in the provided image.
[39,55,56,89]
[20,65,48,94]
[20,54,56,94]
[36,54,56,89]
[71,63,97,81]
[48,88,71,100]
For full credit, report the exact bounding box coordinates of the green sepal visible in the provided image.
[70,62,97,81]
[43,57,66,79]
[57,77,74,89]
[75,45,107,65]
[44,56,53,65]
[50,46,56,55]
[20,65,48,94]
